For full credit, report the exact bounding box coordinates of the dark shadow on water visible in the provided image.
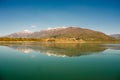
[0,71,5,80]
[0,75,4,80]
[0,42,107,57]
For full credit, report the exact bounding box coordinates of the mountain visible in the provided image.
[27,27,113,41]
[5,27,114,41]
[6,30,33,38]
[109,34,120,39]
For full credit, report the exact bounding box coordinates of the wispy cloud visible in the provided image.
[31,25,37,28]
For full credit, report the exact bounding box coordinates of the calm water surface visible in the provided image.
[0,43,120,80]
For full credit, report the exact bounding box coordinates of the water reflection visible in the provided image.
[105,44,120,50]
[0,42,107,57]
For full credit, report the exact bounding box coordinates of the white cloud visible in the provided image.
[47,26,66,30]
[31,25,37,28]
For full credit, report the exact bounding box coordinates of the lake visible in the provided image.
[0,42,120,80]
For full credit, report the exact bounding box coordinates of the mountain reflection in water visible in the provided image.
[104,44,120,50]
[0,43,107,57]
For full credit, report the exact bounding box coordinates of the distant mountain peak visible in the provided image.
[19,29,33,34]
[5,29,33,38]
[109,34,120,39]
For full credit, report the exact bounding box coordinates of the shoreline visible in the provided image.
[0,41,120,44]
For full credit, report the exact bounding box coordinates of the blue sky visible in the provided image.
[0,0,120,36]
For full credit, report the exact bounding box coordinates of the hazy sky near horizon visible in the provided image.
[0,0,120,36]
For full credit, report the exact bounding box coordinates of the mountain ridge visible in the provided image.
[6,29,33,38]
[109,34,120,39]
[2,27,115,41]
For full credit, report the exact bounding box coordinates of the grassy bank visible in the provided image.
[0,37,120,43]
